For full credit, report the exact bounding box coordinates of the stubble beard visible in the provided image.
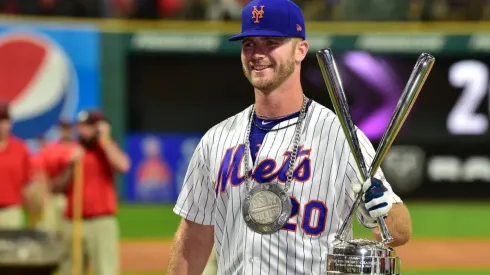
[243,57,295,93]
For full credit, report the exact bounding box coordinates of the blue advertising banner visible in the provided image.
[0,22,100,151]
[125,133,201,203]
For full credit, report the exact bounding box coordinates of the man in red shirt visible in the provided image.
[28,120,75,234]
[0,103,31,228]
[25,135,49,228]
[54,109,130,275]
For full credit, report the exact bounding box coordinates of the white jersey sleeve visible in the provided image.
[343,126,403,228]
[173,137,215,226]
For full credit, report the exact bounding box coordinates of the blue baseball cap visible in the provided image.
[228,0,306,41]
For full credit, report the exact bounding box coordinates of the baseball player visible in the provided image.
[167,0,412,274]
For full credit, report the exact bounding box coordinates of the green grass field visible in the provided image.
[116,200,490,239]
[403,271,490,275]
[115,200,490,275]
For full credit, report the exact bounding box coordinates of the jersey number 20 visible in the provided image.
[283,197,328,236]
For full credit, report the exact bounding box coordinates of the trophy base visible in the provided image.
[325,239,401,275]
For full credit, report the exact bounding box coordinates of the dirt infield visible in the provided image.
[119,239,490,272]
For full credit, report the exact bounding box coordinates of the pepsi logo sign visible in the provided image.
[0,32,79,139]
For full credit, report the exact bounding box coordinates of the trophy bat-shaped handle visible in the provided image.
[316,49,435,244]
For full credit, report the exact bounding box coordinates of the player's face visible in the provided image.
[241,37,296,91]
[0,119,11,138]
[76,123,97,140]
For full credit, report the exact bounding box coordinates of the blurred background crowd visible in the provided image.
[0,0,490,21]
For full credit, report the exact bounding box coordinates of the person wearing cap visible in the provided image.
[167,0,412,274]
[52,109,130,275]
[26,119,76,235]
[0,103,32,229]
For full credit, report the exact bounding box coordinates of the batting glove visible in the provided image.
[352,177,392,228]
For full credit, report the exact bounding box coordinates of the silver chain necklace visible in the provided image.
[241,95,308,234]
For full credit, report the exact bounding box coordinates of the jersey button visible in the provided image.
[249,258,254,263]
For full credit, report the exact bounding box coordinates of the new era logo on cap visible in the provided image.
[229,0,306,41]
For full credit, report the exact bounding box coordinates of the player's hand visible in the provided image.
[97,121,111,142]
[352,177,392,227]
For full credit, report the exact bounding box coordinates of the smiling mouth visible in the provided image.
[252,65,272,71]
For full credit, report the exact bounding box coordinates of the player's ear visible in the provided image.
[295,39,309,62]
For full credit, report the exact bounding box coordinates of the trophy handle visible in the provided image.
[316,49,435,244]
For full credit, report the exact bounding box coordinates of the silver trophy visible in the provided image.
[316,49,435,275]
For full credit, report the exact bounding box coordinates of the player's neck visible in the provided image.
[254,75,304,118]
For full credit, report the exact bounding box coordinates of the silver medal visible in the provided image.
[241,95,308,234]
[242,182,292,234]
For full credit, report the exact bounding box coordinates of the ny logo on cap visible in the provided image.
[252,5,265,23]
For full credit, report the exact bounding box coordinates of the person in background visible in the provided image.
[206,0,244,20]
[25,134,49,228]
[29,120,76,236]
[53,109,130,275]
[0,102,31,228]
[418,0,489,21]
[101,0,134,17]
[338,0,411,21]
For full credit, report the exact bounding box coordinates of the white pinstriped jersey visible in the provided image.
[173,101,402,275]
